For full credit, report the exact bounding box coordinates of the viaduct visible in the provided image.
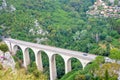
[3,38,97,80]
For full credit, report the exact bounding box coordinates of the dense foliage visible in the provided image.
[0,0,120,55]
[61,56,120,80]
[0,42,8,52]
[0,0,120,56]
[0,63,47,80]
[0,0,120,79]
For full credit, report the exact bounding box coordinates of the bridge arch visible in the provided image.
[12,45,24,67]
[67,57,83,71]
[36,50,49,74]
[84,62,93,68]
[24,47,36,67]
[51,53,65,79]
[13,45,23,55]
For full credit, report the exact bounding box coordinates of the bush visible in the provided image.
[75,75,86,80]
[60,70,78,80]
[0,43,8,52]
[15,62,21,69]
[0,63,3,70]
[33,69,41,78]
[27,62,37,73]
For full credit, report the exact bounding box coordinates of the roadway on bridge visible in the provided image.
[4,38,97,60]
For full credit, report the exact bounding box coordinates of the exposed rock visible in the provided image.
[0,50,15,70]
[29,20,48,43]
[2,0,7,9]
[0,0,16,12]
[10,5,16,12]
[29,19,48,36]
[35,37,48,44]
[118,72,120,80]
[34,19,39,27]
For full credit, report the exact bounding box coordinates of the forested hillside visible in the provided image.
[0,0,120,55]
[0,0,120,54]
[0,0,120,80]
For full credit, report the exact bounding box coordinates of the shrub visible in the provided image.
[0,63,3,70]
[0,43,8,52]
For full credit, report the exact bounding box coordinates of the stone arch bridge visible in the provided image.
[3,38,97,80]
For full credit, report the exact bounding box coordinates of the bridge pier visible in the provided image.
[23,48,30,69]
[13,46,18,55]
[65,59,71,74]
[35,51,43,71]
[49,55,57,80]
[63,56,71,74]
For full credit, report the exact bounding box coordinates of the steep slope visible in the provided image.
[0,0,120,55]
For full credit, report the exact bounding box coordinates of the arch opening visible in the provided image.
[68,57,83,71]
[52,54,65,79]
[24,48,36,72]
[13,45,23,68]
[84,62,93,69]
[24,48,35,62]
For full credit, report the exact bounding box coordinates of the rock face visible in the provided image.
[0,0,16,12]
[29,19,48,43]
[29,19,48,36]
[0,50,15,70]
[10,5,16,12]
[118,73,120,80]
[0,0,7,10]
[2,0,7,9]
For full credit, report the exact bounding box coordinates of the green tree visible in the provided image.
[95,56,105,64]
[105,69,109,80]
[109,48,120,61]
[105,43,110,56]
[0,43,8,52]
[114,0,119,5]
[75,75,86,80]
[114,19,120,33]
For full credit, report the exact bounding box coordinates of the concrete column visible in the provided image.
[65,59,71,74]
[49,55,57,80]
[23,48,30,69]
[35,52,43,71]
[12,46,18,55]
[4,41,11,51]
[4,41,13,54]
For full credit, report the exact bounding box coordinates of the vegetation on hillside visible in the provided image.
[0,0,120,79]
[61,56,120,80]
[0,42,8,52]
[0,63,47,80]
[0,0,120,56]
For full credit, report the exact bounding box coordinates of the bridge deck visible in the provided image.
[4,38,97,60]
